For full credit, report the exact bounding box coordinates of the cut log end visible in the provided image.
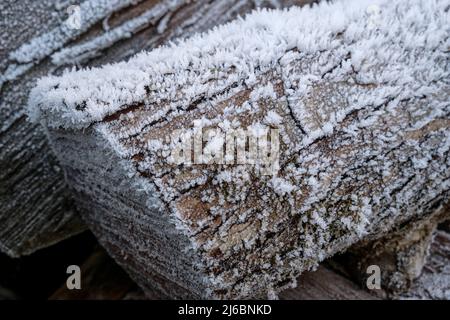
[28,0,450,298]
[0,0,315,257]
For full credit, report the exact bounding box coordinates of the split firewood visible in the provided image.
[0,0,311,257]
[50,249,378,300]
[28,0,449,298]
[398,230,450,300]
[331,201,449,296]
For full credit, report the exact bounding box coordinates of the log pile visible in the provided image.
[0,0,312,257]
[398,229,450,299]
[28,0,450,299]
[4,227,449,300]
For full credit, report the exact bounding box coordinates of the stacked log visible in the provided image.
[0,0,312,256]
[28,0,449,298]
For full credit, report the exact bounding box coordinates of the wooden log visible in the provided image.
[0,0,88,257]
[28,0,450,299]
[0,0,312,256]
[279,265,377,300]
[49,249,378,300]
[330,201,449,296]
[397,230,450,300]
[49,246,141,300]
[47,231,450,300]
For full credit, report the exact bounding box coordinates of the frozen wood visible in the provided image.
[0,0,309,257]
[331,201,449,296]
[48,230,450,300]
[398,230,450,300]
[29,0,449,298]
[0,0,88,257]
[48,245,376,300]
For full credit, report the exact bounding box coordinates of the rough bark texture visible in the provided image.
[398,230,450,300]
[0,0,313,257]
[332,202,449,296]
[28,0,450,299]
[5,227,448,300]
[0,0,85,257]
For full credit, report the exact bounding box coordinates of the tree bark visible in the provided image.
[0,0,312,256]
[332,201,449,297]
[29,0,450,298]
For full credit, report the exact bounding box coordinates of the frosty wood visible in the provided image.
[332,201,450,296]
[29,0,450,298]
[0,0,309,257]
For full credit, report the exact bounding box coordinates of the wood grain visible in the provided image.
[0,0,315,257]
